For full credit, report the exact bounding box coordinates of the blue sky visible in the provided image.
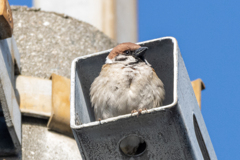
[9,0,239,159]
[138,1,240,159]
[9,0,31,6]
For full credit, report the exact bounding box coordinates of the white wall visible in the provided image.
[33,0,137,43]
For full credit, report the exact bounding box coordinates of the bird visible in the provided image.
[90,42,165,156]
[90,42,165,120]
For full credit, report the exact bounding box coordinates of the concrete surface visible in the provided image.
[0,5,118,160]
[33,0,138,43]
[11,6,117,79]
[1,117,82,160]
[22,117,81,160]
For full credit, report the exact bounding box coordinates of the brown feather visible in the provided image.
[108,42,141,59]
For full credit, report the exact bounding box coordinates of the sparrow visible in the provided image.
[90,42,165,120]
[90,42,165,156]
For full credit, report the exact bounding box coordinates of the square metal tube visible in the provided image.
[70,37,217,160]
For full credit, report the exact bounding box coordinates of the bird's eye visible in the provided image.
[125,50,130,54]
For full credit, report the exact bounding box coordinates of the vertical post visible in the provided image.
[116,0,138,43]
[102,0,116,40]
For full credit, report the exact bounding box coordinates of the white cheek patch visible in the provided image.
[105,56,113,64]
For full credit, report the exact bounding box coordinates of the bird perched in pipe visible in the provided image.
[90,42,165,156]
[90,42,165,120]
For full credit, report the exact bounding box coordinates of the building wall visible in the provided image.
[33,0,138,43]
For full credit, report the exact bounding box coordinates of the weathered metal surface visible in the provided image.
[71,37,217,159]
[0,37,21,156]
[191,79,205,109]
[15,75,52,119]
[47,73,72,136]
[7,37,21,75]
[0,0,13,40]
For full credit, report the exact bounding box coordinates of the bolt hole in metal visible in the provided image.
[119,135,147,157]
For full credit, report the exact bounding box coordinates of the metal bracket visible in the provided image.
[0,37,21,156]
[191,79,205,109]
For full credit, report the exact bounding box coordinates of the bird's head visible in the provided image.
[106,42,149,65]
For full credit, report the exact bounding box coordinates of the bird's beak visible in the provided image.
[134,47,148,57]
